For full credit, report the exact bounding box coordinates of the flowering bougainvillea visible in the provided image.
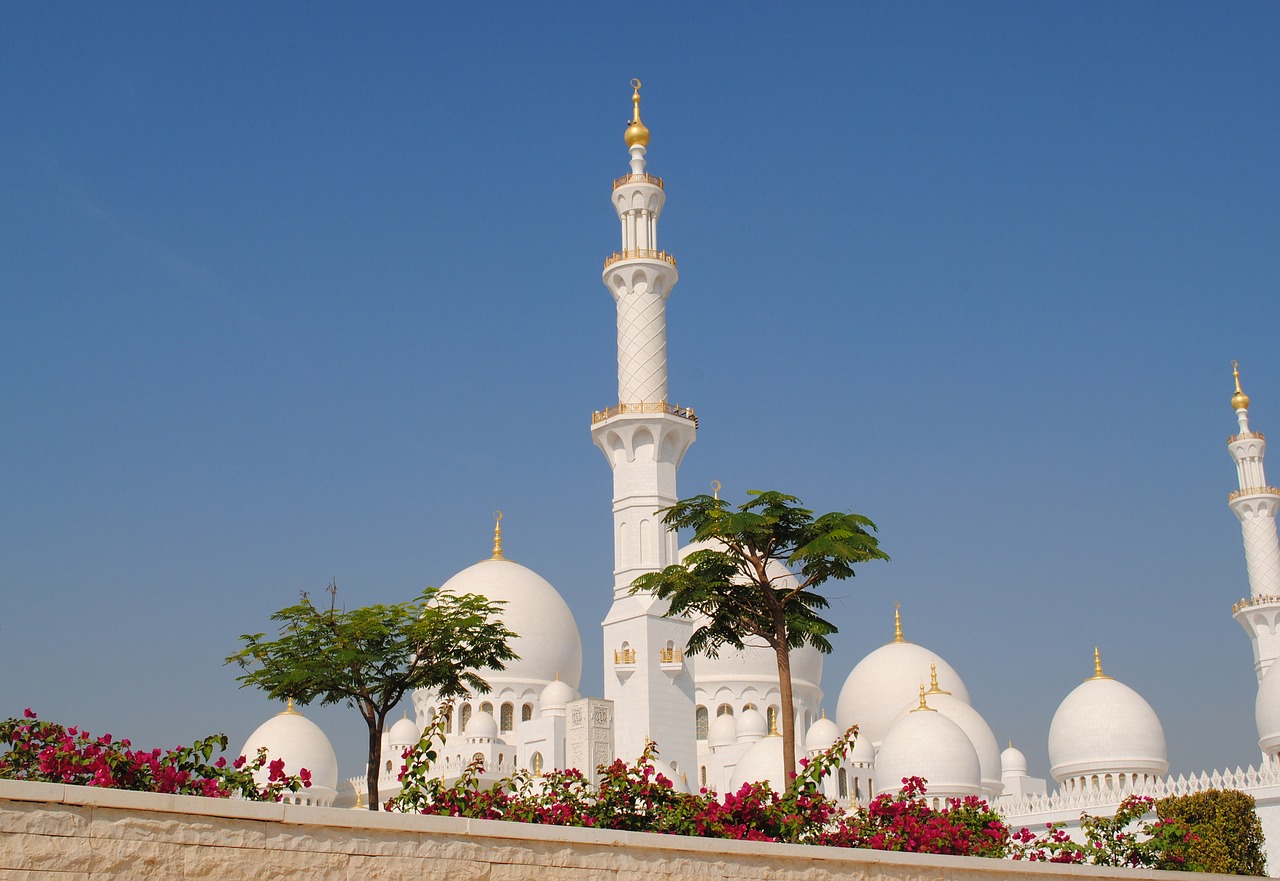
[389,713,1203,870]
[0,709,309,801]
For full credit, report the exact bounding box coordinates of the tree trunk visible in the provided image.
[774,636,797,786]
[366,715,384,810]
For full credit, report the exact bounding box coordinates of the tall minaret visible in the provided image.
[1228,362,1280,682]
[591,80,697,774]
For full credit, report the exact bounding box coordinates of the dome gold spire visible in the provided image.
[1233,361,1251,411]
[911,683,936,712]
[1088,646,1112,680]
[892,602,905,643]
[925,661,951,695]
[624,78,650,148]
[491,510,505,560]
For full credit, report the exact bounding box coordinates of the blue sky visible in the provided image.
[2,2,1278,786]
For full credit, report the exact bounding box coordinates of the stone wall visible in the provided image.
[0,779,1222,881]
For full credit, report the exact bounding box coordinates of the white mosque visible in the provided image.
[239,83,1280,862]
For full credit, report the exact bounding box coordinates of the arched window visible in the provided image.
[838,768,848,799]
[480,701,493,716]
[442,706,453,734]
[531,751,544,775]
[716,703,734,717]
[695,706,709,739]
[460,704,473,732]
[521,703,533,722]
[501,702,514,731]
[700,766,707,789]
[386,759,393,773]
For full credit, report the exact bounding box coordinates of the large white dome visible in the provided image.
[1257,661,1280,759]
[836,636,971,748]
[239,704,339,806]
[875,702,982,800]
[890,690,1002,797]
[1048,667,1167,786]
[438,556,583,689]
[727,735,804,793]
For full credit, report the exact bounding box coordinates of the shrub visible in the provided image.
[1157,789,1266,876]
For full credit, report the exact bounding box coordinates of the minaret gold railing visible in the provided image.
[1229,486,1280,501]
[1233,594,1280,613]
[591,401,697,426]
[613,172,664,190]
[1230,431,1266,442]
[603,248,678,270]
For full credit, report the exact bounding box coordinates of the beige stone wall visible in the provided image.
[0,779,1220,881]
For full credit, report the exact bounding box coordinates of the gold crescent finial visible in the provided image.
[912,683,934,712]
[1089,646,1112,680]
[1232,361,1251,410]
[892,602,905,643]
[625,78,650,147]
[711,480,721,500]
[283,697,297,715]
[926,660,951,695]
[491,510,505,560]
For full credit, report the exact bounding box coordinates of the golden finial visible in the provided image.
[491,510,504,560]
[624,78,650,148]
[282,697,298,715]
[711,480,721,500]
[354,788,364,808]
[912,683,935,712]
[926,661,951,695]
[892,602,905,643]
[768,711,780,736]
[1232,361,1251,411]
[1089,646,1112,680]
[821,708,826,719]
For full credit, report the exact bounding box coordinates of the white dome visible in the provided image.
[707,713,737,748]
[1001,743,1028,777]
[540,677,578,715]
[875,704,981,800]
[737,708,767,742]
[465,710,499,740]
[679,544,824,692]
[388,715,420,748]
[890,691,1002,797]
[239,704,338,806]
[438,557,583,689]
[849,728,876,766]
[805,715,840,753]
[728,735,803,793]
[1048,673,1167,785]
[1257,661,1280,758]
[650,759,690,793]
[836,640,971,748]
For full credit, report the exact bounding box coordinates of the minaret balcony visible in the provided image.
[1231,430,1266,443]
[1228,486,1280,501]
[1233,594,1280,614]
[591,400,698,427]
[659,647,684,677]
[603,249,677,270]
[613,172,664,190]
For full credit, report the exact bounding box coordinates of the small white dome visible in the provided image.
[649,759,690,793]
[836,639,971,748]
[388,715,420,748]
[849,729,876,766]
[1048,671,1167,785]
[540,677,578,714]
[1001,743,1028,777]
[239,704,338,806]
[805,715,840,753]
[728,735,803,793]
[737,708,767,742]
[438,557,583,689]
[1257,661,1280,758]
[875,704,981,800]
[708,713,738,748]
[890,691,1002,797]
[466,711,499,740]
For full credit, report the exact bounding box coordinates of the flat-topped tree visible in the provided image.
[227,582,517,809]
[632,490,888,784]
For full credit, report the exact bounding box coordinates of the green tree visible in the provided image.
[631,490,888,783]
[1157,789,1267,876]
[226,583,517,810]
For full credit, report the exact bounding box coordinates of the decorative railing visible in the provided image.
[1228,486,1280,501]
[591,401,698,427]
[1230,431,1265,443]
[1233,594,1280,613]
[660,648,683,664]
[603,249,677,270]
[613,173,664,190]
[1000,761,1280,821]
[614,649,636,665]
